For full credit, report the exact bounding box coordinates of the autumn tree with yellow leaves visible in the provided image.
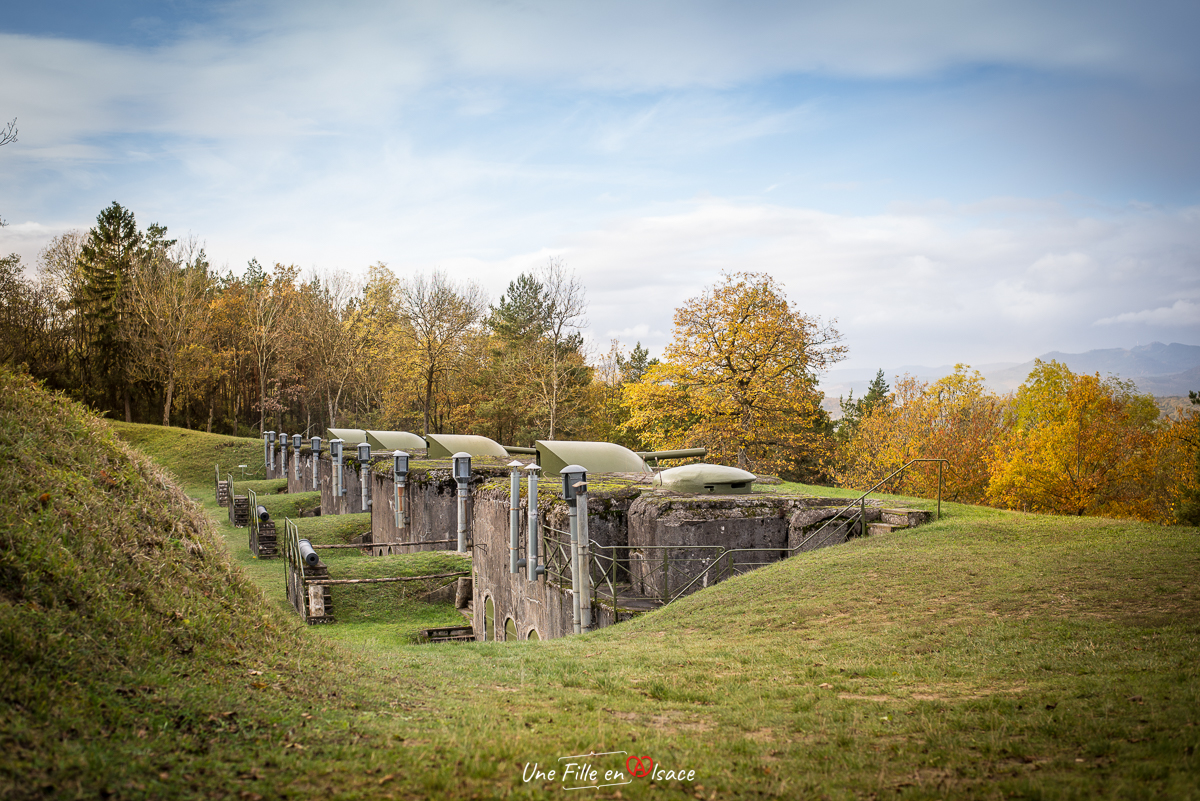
[623,272,844,479]
[986,360,1164,518]
[831,366,1005,503]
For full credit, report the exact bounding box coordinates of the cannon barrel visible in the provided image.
[297,538,319,567]
[637,448,707,461]
[256,504,270,522]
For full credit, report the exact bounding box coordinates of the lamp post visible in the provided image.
[329,439,344,498]
[525,462,544,582]
[279,432,288,477]
[560,465,586,634]
[310,436,322,491]
[453,452,472,554]
[575,479,592,633]
[393,451,410,532]
[357,442,372,511]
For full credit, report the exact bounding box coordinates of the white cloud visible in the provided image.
[535,199,1200,369]
[1095,299,1200,327]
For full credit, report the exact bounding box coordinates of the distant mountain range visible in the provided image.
[820,342,1200,406]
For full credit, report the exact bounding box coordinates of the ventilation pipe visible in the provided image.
[525,463,544,581]
[256,504,270,522]
[560,464,586,635]
[279,432,288,476]
[310,436,322,490]
[292,434,302,481]
[393,451,409,531]
[266,431,276,472]
[453,452,471,553]
[576,479,593,633]
[330,439,345,497]
[507,460,523,574]
[358,442,372,510]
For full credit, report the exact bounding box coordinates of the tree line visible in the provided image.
[2,202,1196,524]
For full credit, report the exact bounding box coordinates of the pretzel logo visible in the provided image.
[625,755,654,778]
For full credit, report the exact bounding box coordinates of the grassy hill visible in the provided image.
[5,373,1200,799]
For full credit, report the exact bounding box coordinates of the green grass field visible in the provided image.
[4,407,1199,799]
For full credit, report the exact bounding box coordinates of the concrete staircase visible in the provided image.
[867,508,934,536]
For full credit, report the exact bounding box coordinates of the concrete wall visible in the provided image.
[788,499,881,552]
[626,494,808,600]
[370,468,495,554]
[313,453,368,515]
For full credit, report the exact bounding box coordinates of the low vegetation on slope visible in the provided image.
[0,370,333,798]
[6,374,1200,799]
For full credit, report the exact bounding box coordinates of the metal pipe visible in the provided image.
[577,483,592,633]
[256,505,270,522]
[568,494,582,634]
[525,464,544,581]
[457,486,468,553]
[637,448,707,461]
[358,443,371,511]
[394,476,405,531]
[508,461,522,574]
[504,445,537,455]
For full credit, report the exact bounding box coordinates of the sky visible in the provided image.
[2,0,1198,378]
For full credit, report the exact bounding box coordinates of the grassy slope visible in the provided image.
[4,412,1196,799]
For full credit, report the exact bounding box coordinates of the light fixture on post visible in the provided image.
[357,442,372,511]
[310,436,322,491]
[453,452,472,553]
[575,478,592,633]
[524,462,544,581]
[393,451,410,531]
[329,438,345,498]
[292,434,302,482]
[560,464,587,634]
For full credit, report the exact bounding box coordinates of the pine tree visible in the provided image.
[77,202,142,419]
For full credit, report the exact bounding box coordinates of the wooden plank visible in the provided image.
[305,570,470,587]
[307,584,326,617]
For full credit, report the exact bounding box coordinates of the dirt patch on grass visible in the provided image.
[743,727,776,742]
[837,693,892,702]
[607,709,713,733]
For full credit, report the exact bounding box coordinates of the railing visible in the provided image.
[533,460,951,624]
[542,525,574,587]
[793,458,948,552]
[665,458,951,602]
[281,517,306,617]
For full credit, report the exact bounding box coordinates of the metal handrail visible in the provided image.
[246,487,258,539]
[792,458,949,553]
[665,458,952,601]
[282,517,305,616]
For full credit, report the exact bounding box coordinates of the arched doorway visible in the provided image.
[484,596,495,641]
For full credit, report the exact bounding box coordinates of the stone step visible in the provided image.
[867,522,908,536]
[881,508,933,527]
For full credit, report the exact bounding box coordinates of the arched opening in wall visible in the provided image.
[484,596,495,641]
[526,628,540,641]
[504,617,517,641]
